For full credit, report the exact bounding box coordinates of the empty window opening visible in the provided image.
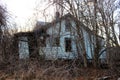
[65,19,71,32]
[65,38,72,52]
[52,37,60,46]
[38,36,46,47]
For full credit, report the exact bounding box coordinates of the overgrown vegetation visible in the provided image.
[50,0,120,68]
[0,0,120,80]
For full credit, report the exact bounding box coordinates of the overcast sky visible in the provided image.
[1,0,120,33]
[1,0,55,31]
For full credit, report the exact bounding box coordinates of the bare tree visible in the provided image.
[0,5,7,62]
[0,5,7,38]
[48,0,119,68]
[0,4,14,64]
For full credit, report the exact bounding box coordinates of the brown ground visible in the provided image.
[0,60,119,80]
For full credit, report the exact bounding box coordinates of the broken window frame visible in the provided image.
[52,37,60,47]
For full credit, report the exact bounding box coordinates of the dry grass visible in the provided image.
[0,60,118,80]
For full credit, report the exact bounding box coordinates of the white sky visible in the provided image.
[1,0,120,35]
[1,0,55,31]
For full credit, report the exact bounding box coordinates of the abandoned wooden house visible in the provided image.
[14,13,105,60]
